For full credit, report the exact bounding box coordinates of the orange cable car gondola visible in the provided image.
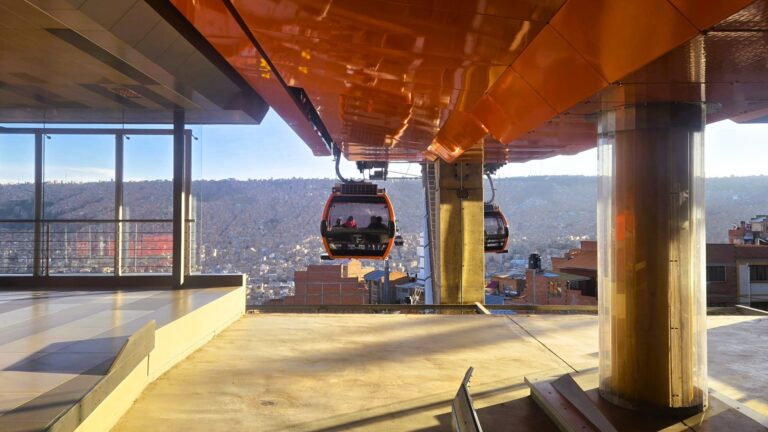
[484,173,509,254]
[320,182,396,259]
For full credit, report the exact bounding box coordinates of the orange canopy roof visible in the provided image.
[172,0,766,163]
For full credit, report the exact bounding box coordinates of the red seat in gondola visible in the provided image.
[320,182,396,259]
[484,203,509,253]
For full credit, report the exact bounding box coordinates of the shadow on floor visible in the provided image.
[297,395,558,432]
[416,396,559,432]
[4,337,124,375]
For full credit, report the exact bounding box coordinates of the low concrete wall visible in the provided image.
[0,274,245,290]
[73,286,246,432]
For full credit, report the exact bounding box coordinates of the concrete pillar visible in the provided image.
[433,147,485,304]
[597,103,707,411]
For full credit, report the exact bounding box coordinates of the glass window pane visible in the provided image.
[123,134,173,220]
[485,214,504,234]
[0,133,35,219]
[121,221,172,274]
[121,133,173,274]
[328,202,390,229]
[46,222,115,274]
[0,133,35,274]
[43,134,115,219]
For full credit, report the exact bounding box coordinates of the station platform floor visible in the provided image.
[113,312,768,431]
[0,286,244,432]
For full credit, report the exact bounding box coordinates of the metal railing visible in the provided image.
[249,304,759,315]
[247,303,599,314]
[0,221,34,274]
[0,219,196,275]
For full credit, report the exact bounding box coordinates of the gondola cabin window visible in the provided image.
[484,215,505,235]
[328,202,390,231]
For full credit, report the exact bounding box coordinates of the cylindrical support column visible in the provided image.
[597,103,707,411]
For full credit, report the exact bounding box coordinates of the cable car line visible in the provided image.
[486,172,496,203]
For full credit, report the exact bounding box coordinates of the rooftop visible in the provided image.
[113,312,767,431]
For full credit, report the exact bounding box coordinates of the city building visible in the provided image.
[729,215,768,245]
[510,237,768,309]
[707,243,768,308]
[393,279,425,304]
[363,269,408,303]
[498,241,598,306]
[486,272,525,298]
[283,259,372,305]
[516,269,597,306]
[553,240,598,280]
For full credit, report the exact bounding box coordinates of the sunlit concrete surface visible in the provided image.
[0,287,242,431]
[114,313,768,431]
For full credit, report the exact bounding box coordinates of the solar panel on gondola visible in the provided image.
[320,182,396,260]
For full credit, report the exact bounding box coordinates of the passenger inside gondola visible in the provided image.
[485,215,504,235]
[343,216,357,228]
[366,216,387,230]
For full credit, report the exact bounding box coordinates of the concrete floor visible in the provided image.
[113,313,768,431]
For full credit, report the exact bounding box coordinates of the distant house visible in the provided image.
[486,273,525,298]
[519,241,598,306]
[518,270,597,306]
[707,243,768,308]
[516,239,768,309]
[393,280,424,304]
[729,216,768,245]
[364,269,408,304]
[554,240,597,282]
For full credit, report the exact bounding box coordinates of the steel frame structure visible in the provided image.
[0,126,193,284]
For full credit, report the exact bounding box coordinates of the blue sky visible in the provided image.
[0,110,765,183]
[194,111,768,179]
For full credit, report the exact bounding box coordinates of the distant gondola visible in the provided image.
[484,171,509,253]
[320,182,396,259]
[484,203,509,253]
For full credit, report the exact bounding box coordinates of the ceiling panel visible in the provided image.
[0,0,269,124]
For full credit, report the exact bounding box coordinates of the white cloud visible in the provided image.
[44,166,114,182]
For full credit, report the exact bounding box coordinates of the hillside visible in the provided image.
[0,176,766,277]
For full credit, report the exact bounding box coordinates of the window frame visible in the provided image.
[706,265,726,283]
[750,265,768,282]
